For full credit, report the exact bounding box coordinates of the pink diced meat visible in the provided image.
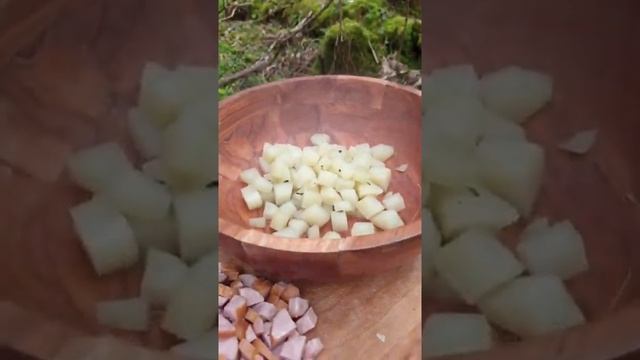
[239,287,265,306]
[253,301,278,321]
[280,336,307,360]
[303,338,324,359]
[288,297,309,318]
[219,336,238,360]
[271,309,297,344]
[296,308,318,335]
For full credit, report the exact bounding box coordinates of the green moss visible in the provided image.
[383,15,421,68]
[316,19,380,75]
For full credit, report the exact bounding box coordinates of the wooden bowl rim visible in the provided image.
[219,75,422,254]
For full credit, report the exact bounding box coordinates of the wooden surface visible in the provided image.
[424,1,640,359]
[219,76,422,281]
[0,0,216,357]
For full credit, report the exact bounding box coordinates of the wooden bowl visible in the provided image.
[424,1,640,359]
[219,76,422,281]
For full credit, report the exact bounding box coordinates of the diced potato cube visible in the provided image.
[301,205,330,227]
[322,231,341,240]
[141,249,189,305]
[67,142,133,192]
[141,159,167,183]
[269,160,290,183]
[241,186,263,210]
[320,186,341,205]
[310,133,330,145]
[163,266,217,339]
[69,198,138,275]
[288,219,309,237]
[370,144,394,161]
[480,66,553,122]
[274,182,293,205]
[263,202,278,219]
[127,108,162,159]
[96,298,149,331]
[173,189,217,262]
[371,210,404,230]
[301,190,323,209]
[331,211,348,233]
[339,189,358,207]
[382,193,406,211]
[425,97,485,151]
[293,165,316,189]
[478,275,585,337]
[279,201,298,217]
[434,230,524,303]
[302,146,320,166]
[128,213,178,254]
[333,200,354,213]
[317,170,338,187]
[351,222,375,236]
[270,210,291,231]
[240,168,261,185]
[356,183,384,198]
[272,227,299,238]
[423,313,492,358]
[476,139,544,216]
[249,217,266,228]
[307,225,320,239]
[334,178,355,191]
[161,96,216,191]
[369,167,391,190]
[435,188,519,238]
[516,220,588,279]
[356,196,384,220]
[104,169,172,220]
[423,64,479,106]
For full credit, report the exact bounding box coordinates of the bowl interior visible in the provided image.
[424,0,640,356]
[218,76,422,252]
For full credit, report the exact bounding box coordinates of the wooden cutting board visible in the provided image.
[297,257,422,359]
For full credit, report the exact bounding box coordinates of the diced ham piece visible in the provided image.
[304,338,324,359]
[219,336,238,360]
[270,282,286,298]
[253,302,277,321]
[252,338,278,360]
[252,279,273,298]
[223,295,247,322]
[272,342,285,357]
[219,296,229,308]
[246,324,257,343]
[296,308,318,335]
[281,284,300,301]
[280,335,306,360]
[239,273,257,287]
[288,297,309,318]
[272,309,297,345]
[261,322,273,347]
[252,318,265,335]
[230,280,243,290]
[219,284,234,298]
[239,338,259,359]
[236,319,249,340]
[219,272,227,283]
[287,330,301,341]
[219,314,236,338]
[239,287,265,306]
[275,299,288,311]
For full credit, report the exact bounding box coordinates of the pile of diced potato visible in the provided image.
[240,134,408,239]
[67,63,220,358]
[422,65,590,358]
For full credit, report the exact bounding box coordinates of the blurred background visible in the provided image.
[218,0,421,98]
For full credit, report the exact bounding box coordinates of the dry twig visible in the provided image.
[219,0,335,87]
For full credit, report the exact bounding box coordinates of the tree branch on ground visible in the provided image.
[219,0,335,87]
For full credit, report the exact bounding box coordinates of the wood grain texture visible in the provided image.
[424,0,640,359]
[219,76,422,281]
[0,0,215,357]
